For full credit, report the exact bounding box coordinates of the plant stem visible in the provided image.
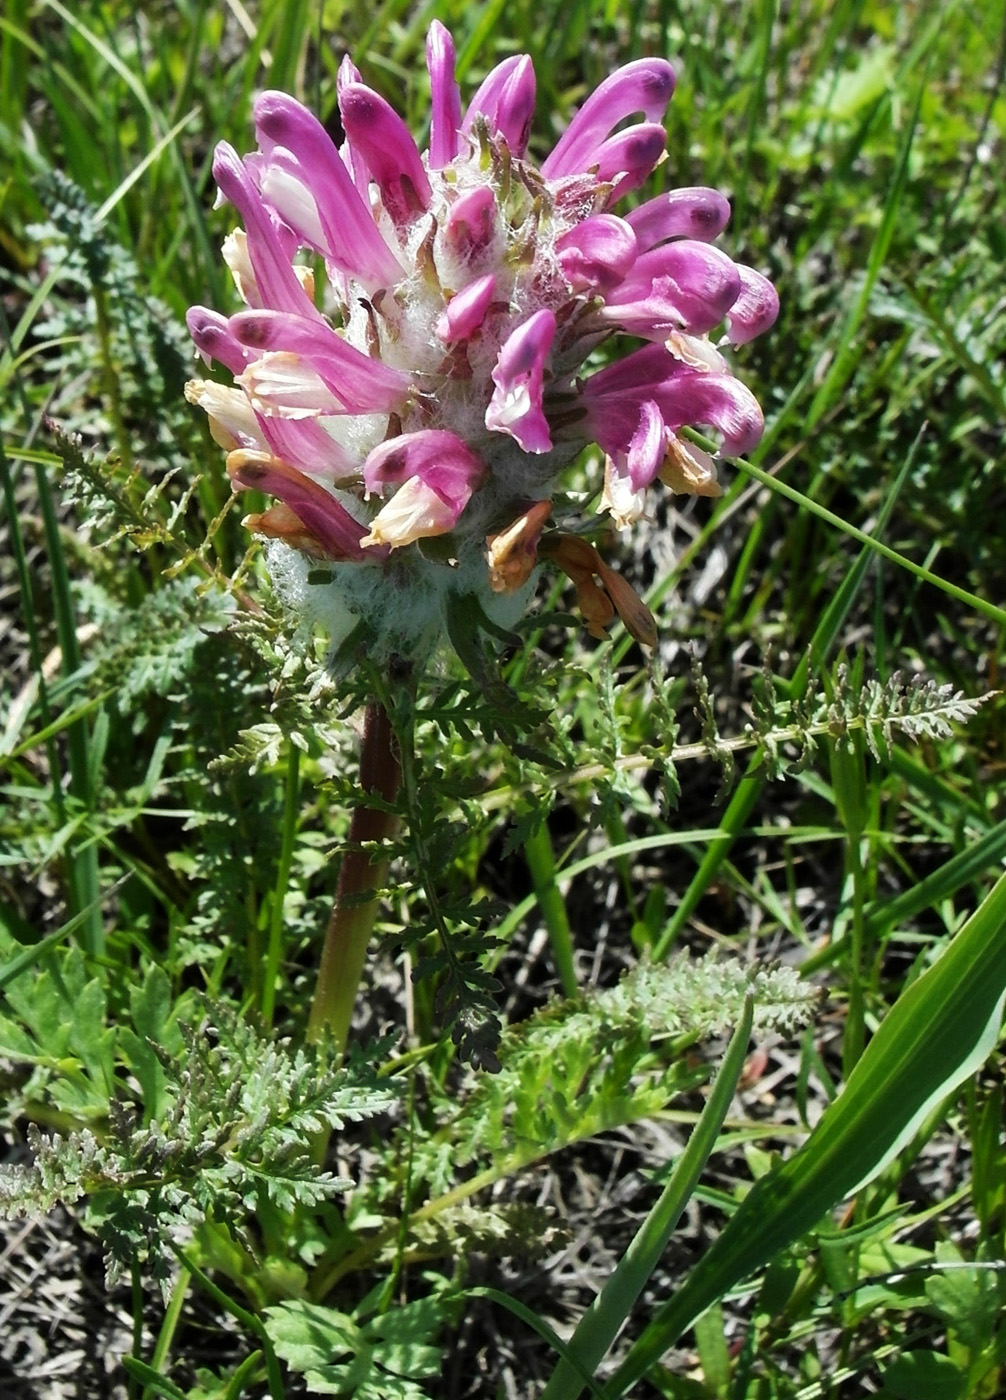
[261,743,301,1029]
[307,699,400,1051]
[140,1266,190,1400]
[166,1243,283,1400]
[32,457,104,957]
[128,1258,144,1400]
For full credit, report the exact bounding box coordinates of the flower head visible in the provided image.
[187,22,776,663]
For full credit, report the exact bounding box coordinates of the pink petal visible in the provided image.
[435,274,497,343]
[227,454,372,560]
[444,186,498,258]
[485,309,557,453]
[337,53,362,92]
[256,415,354,480]
[598,400,666,528]
[590,122,668,203]
[603,240,743,336]
[626,187,732,250]
[542,58,674,178]
[230,309,411,413]
[338,52,360,90]
[461,54,537,156]
[622,399,666,490]
[240,355,346,419]
[187,307,252,374]
[726,265,780,344]
[427,21,462,169]
[581,341,678,402]
[213,143,316,316]
[652,371,765,455]
[253,92,402,287]
[363,428,486,511]
[336,57,370,195]
[339,82,433,227]
[583,345,764,455]
[556,214,637,294]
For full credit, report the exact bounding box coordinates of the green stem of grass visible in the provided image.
[261,743,301,1029]
[92,281,134,474]
[0,437,63,788]
[732,455,1006,630]
[306,700,400,1051]
[32,458,104,957]
[653,770,762,961]
[140,1266,190,1400]
[524,819,578,997]
[166,1243,282,1400]
[830,730,869,1072]
[129,1258,144,1400]
[541,997,755,1400]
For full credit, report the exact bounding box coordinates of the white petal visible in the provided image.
[361,477,457,549]
[261,162,328,250]
[239,352,343,419]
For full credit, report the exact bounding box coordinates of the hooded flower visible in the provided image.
[186,21,777,662]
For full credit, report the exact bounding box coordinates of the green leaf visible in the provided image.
[119,963,182,1121]
[813,44,895,121]
[924,1243,1004,1350]
[879,1350,966,1400]
[606,870,1006,1395]
[120,1356,190,1400]
[264,1300,359,1372]
[264,1295,450,1398]
[0,883,120,990]
[67,976,114,1092]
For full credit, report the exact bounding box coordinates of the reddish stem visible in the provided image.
[307,700,400,1049]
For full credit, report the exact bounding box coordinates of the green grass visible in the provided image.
[1,0,1005,1396]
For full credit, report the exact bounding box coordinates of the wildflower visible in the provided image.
[186,23,777,663]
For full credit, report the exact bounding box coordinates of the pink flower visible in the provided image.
[485,310,557,453]
[186,26,777,661]
[361,431,487,548]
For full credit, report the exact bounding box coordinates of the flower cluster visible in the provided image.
[186,24,777,662]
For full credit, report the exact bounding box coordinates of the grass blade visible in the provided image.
[605,870,1006,1395]
[541,998,755,1400]
[654,431,921,959]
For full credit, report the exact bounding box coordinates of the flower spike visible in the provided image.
[602,241,744,337]
[227,452,374,561]
[230,310,411,413]
[589,123,668,204]
[627,187,732,250]
[212,144,315,316]
[187,307,252,374]
[188,23,776,664]
[435,274,497,343]
[727,265,780,344]
[253,93,404,287]
[361,430,486,548]
[556,215,637,294]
